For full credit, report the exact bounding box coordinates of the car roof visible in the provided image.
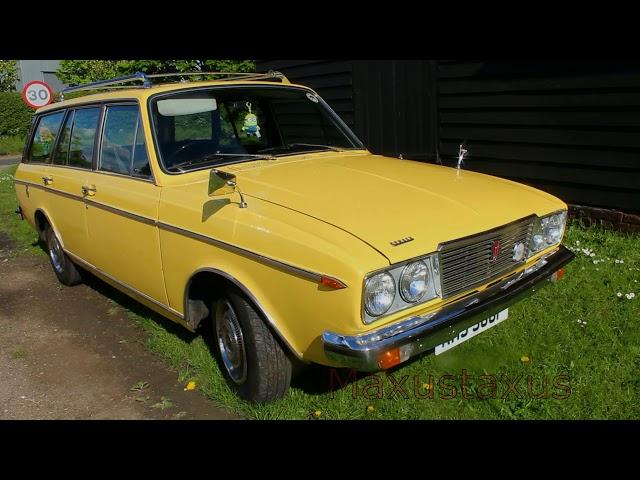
[36,80,314,114]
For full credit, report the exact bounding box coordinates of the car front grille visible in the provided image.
[438,216,535,298]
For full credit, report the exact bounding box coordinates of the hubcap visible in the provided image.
[216,300,247,384]
[49,234,64,274]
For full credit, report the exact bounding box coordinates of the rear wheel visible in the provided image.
[213,288,292,403]
[45,225,82,286]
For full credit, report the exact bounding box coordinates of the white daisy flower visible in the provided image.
[617,292,623,298]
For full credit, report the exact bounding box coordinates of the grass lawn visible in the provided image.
[0,136,25,156]
[2,164,639,419]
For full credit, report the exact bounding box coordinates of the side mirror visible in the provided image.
[208,169,237,196]
[208,169,247,208]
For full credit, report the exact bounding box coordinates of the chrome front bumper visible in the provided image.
[322,245,575,371]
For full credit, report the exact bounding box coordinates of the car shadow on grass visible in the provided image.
[77,267,197,345]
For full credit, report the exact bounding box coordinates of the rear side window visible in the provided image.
[99,105,151,178]
[68,108,101,169]
[52,108,101,168]
[29,111,65,163]
[100,106,138,175]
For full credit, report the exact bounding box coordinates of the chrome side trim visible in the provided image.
[14,180,347,285]
[158,221,344,286]
[84,198,157,226]
[14,178,44,189]
[65,250,184,320]
[186,267,303,360]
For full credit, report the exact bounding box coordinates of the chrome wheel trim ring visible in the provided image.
[49,233,64,274]
[216,300,248,384]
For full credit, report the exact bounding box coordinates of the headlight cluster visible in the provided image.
[363,255,441,324]
[529,210,567,257]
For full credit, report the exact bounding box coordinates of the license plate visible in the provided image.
[435,309,509,355]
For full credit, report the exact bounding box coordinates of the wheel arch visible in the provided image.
[33,207,63,247]
[183,267,303,360]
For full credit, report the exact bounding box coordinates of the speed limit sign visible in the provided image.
[21,80,54,109]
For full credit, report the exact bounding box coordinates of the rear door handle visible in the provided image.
[42,176,53,186]
[81,185,97,196]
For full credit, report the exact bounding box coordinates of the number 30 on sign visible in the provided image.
[21,81,54,109]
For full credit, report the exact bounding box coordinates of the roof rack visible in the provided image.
[59,70,289,100]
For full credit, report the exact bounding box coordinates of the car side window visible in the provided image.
[53,110,75,165]
[28,111,65,163]
[100,105,137,175]
[68,108,101,169]
[100,105,151,179]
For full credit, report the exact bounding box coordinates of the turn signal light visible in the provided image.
[320,276,347,289]
[378,348,402,369]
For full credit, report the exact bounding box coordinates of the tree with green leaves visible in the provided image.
[0,60,19,92]
[57,60,255,85]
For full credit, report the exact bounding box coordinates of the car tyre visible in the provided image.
[213,288,292,403]
[45,225,82,286]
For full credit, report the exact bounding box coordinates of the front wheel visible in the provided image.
[45,225,82,286]
[213,289,292,403]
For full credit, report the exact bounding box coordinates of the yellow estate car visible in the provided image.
[14,71,574,403]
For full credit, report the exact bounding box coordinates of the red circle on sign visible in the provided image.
[21,80,54,109]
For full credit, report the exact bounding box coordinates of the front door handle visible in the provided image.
[42,176,53,186]
[81,185,97,196]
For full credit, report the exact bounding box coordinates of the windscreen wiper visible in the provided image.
[168,153,276,172]
[257,143,346,154]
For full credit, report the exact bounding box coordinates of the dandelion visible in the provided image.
[367,405,375,413]
[422,383,432,391]
[313,410,322,418]
[520,355,530,364]
[184,381,197,391]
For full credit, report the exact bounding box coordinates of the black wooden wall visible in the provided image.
[257,60,640,212]
[438,61,640,212]
[257,60,439,162]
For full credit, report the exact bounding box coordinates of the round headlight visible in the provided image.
[399,260,429,303]
[364,272,396,317]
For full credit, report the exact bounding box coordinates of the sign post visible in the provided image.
[21,80,54,109]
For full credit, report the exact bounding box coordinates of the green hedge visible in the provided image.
[0,92,33,137]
